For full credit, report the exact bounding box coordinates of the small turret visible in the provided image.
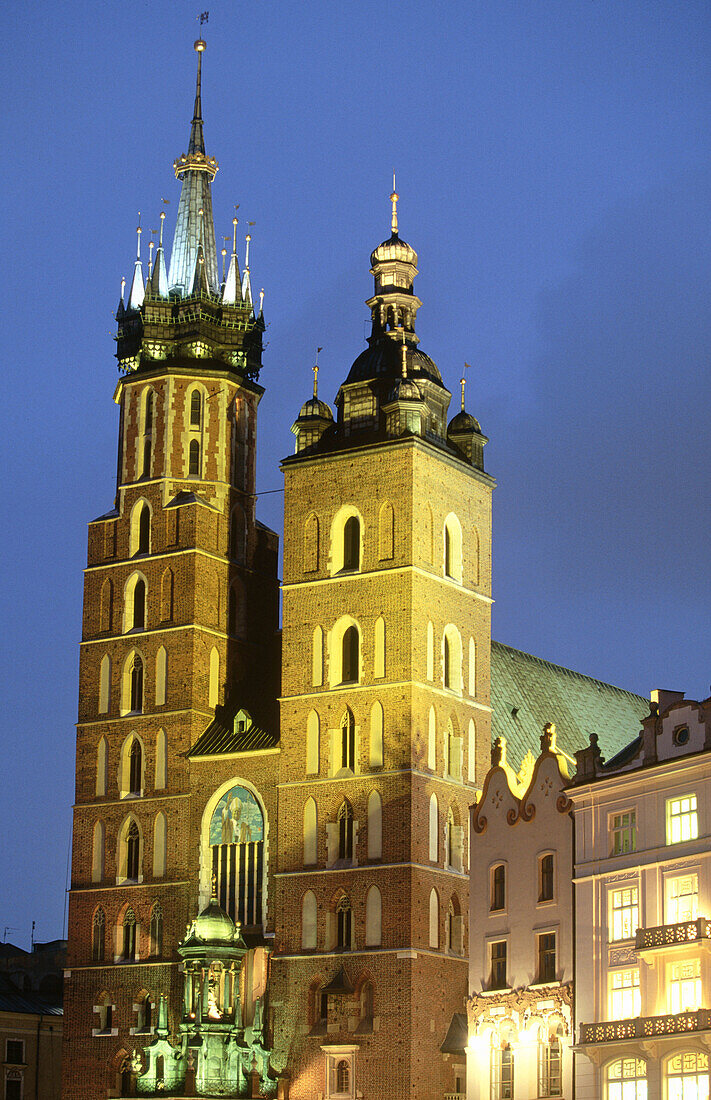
[292,351,334,453]
[447,370,488,470]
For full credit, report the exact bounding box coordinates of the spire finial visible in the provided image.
[400,326,407,378]
[159,209,166,246]
[148,238,155,278]
[245,233,251,270]
[461,362,471,412]
[221,245,227,283]
[210,870,217,901]
[390,171,399,236]
[121,276,126,300]
[259,287,265,313]
[232,216,238,254]
[135,216,142,260]
[313,347,323,399]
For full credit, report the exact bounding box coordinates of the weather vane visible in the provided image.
[198,11,209,27]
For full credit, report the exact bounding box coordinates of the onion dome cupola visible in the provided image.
[335,185,452,441]
[114,39,264,381]
[291,353,335,454]
[447,373,489,471]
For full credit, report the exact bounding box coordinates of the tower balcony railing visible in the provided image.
[635,916,711,952]
[579,1008,711,1045]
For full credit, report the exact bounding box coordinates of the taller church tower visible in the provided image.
[271,191,494,1100]
[62,40,279,1098]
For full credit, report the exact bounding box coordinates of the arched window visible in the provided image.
[447,807,464,873]
[365,885,382,946]
[92,908,105,962]
[469,637,476,696]
[447,718,462,779]
[155,646,167,706]
[122,907,137,961]
[306,711,320,775]
[378,501,394,560]
[129,739,142,796]
[100,578,113,633]
[188,438,201,477]
[143,387,154,433]
[426,621,434,680]
[155,729,167,790]
[127,577,145,631]
[367,791,382,860]
[472,525,480,585]
[442,625,462,693]
[138,504,150,554]
[209,783,266,929]
[429,888,439,949]
[303,798,318,866]
[665,1052,707,1100]
[468,719,476,783]
[153,812,167,878]
[443,514,463,582]
[96,736,108,797]
[304,512,319,573]
[606,1058,647,1100]
[190,389,202,427]
[360,981,374,1026]
[336,895,352,949]
[301,890,317,950]
[126,821,140,881]
[340,709,355,772]
[337,1060,350,1092]
[374,616,386,678]
[342,625,359,684]
[428,707,436,771]
[99,654,111,714]
[490,864,506,911]
[429,794,438,862]
[130,655,143,713]
[149,904,163,957]
[137,993,152,1032]
[492,1023,515,1100]
[537,1023,563,1098]
[338,801,354,861]
[92,820,105,884]
[209,647,220,709]
[369,701,384,767]
[312,626,323,687]
[160,568,174,622]
[343,516,360,571]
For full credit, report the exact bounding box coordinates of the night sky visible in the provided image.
[2,0,709,948]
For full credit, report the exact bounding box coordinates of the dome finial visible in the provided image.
[461,362,471,411]
[211,870,218,902]
[313,347,323,398]
[390,170,399,235]
[398,326,407,378]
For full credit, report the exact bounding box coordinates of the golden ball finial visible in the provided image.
[194,38,206,52]
[390,190,399,203]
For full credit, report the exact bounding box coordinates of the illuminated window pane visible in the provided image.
[610,886,639,941]
[606,1058,647,1100]
[667,795,698,845]
[666,874,699,924]
[668,959,701,1014]
[610,810,637,855]
[666,1051,709,1100]
[609,969,641,1019]
[537,1032,562,1097]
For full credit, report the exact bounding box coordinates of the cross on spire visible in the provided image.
[390,171,399,236]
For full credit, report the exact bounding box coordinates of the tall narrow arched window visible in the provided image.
[374,616,386,678]
[153,813,167,878]
[130,654,143,713]
[472,526,480,585]
[447,807,464,873]
[155,646,167,707]
[343,516,360,571]
[92,908,105,962]
[468,719,477,783]
[188,438,201,477]
[132,579,146,630]
[122,907,137,961]
[444,525,452,577]
[142,437,152,479]
[429,888,439,949]
[126,821,140,881]
[99,654,111,714]
[312,626,323,687]
[469,638,476,696]
[96,736,108,797]
[138,504,150,554]
[304,513,319,573]
[365,885,382,946]
[428,707,436,771]
[144,388,154,433]
[369,701,384,768]
[378,501,394,560]
[340,709,355,772]
[306,711,320,775]
[443,514,463,582]
[336,895,352,949]
[149,904,163,957]
[100,578,113,633]
[155,729,167,790]
[442,626,462,693]
[367,791,382,860]
[429,794,438,861]
[301,890,317,950]
[360,981,374,1026]
[342,625,359,683]
[303,798,318,866]
[337,1061,350,1093]
[426,621,434,680]
[338,801,354,861]
[209,647,220,709]
[443,634,451,688]
[190,389,202,427]
[129,739,142,796]
[141,388,154,479]
[92,820,105,883]
[492,1023,515,1100]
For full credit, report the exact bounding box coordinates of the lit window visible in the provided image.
[666,874,699,924]
[665,1052,708,1099]
[489,941,507,989]
[490,865,506,911]
[610,886,639,942]
[609,969,640,1019]
[537,932,556,983]
[491,1022,514,1100]
[668,959,701,1014]
[539,854,555,901]
[537,1026,563,1098]
[667,795,698,844]
[610,810,637,855]
[606,1058,647,1100]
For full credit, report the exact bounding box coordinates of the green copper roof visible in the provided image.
[491,640,649,771]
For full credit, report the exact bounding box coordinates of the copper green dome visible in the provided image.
[192,897,237,945]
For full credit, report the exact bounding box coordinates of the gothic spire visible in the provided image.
[167,38,220,296]
[222,217,242,304]
[128,222,145,310]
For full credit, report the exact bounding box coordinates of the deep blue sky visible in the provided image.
[1,0,709,947]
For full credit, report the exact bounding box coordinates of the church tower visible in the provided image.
[271,190,494,1100]
[62,39,279,1097]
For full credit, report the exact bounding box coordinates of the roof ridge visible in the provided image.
[492,639,647,703]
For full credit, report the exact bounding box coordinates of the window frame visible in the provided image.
[5,1040,25,1065]
[609,809,637,856]
[609,884,639,942]
[538,853,555,903]
[490,863,506,912]
[536,931,557,984]
[666,794,699,845]
[489,939,508,990]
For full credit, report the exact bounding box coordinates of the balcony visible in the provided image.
[635,917,711,952]
[580,1008,711,1045]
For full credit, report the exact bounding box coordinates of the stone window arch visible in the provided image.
[149,903,163,957]
[443,512,463,582]
[121,906,138,960]
[442,624,462,693]
[209,646,220,709]
[342,626,359,684]
[120,650,145,715]
[117,817,143,884]
[303,798,318,866]
[123,572,147,632]
[369,701,384,767]
[152,812,167,878]
[429,888,439,949]
[367,791,382,860]
[301,890,317,950]
[202,780,268,929]
[304,512,319,573]
[446,716,463,779]
[140,386,156,479]
[188,438,201,477]
[96,736,108,796]
[365,886,382,947]
[130,499,151,557]
[446,805,464,873]
[339,707,356,772]
[119,734,144,798]
[378,501,394,560]
[336,894,352,950]
[306,711,320,775]
[329,617,362,688]
[329,505,364,575]
[338,800,354,862]
[189,388,202,428]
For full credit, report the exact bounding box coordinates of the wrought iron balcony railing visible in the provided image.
[580,1008,711,1045]
[635,917,711,952]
